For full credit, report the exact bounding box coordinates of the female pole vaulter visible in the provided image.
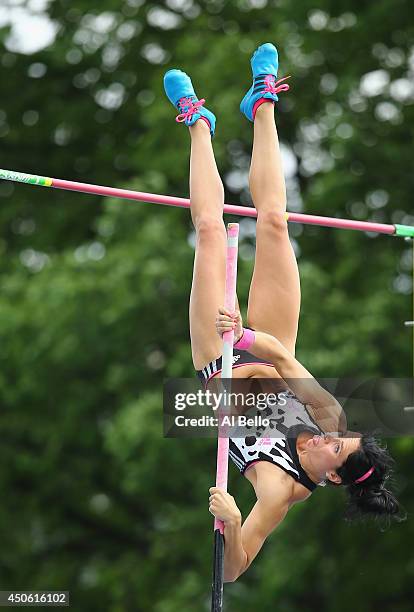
[163,43,404,583]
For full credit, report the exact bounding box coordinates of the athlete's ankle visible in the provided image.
[189,117,211,133]
[253,98,275,120]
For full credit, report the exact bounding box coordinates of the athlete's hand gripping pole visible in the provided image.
[211,223,239,612]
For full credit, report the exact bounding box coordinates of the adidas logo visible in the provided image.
[232,354,241,365]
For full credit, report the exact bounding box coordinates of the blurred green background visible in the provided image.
[0,1,413,610]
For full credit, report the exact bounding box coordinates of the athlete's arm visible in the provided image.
[209,482,290,582]
[238,493,289,578]
[225,480,290,582]
[209,487,247,582]
[222,496,289,582]
[248,331,347,433]
[216,308,346,433]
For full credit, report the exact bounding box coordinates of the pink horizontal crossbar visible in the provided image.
[52,178,395,235]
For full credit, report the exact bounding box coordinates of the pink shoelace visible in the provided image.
[174,76,289,123]
[263,75,290,95]
[175,97,206,123]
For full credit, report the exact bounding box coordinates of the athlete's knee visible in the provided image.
[194,216,226,240]
[257,210,288,234]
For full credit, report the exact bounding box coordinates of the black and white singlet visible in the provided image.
[228,390,325,492]
[196,349,275,386]
[196,352,325,492]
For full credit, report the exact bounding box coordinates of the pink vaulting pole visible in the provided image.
[211,223,239,612]
[214,223,239,534]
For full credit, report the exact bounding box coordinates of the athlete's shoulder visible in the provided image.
[290,480,313,505]
[251,461,296,502]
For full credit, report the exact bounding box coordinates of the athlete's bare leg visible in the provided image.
[188,120,227,370]
[247,102,301,355]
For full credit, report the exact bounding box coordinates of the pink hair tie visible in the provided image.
[354,466,375,484]
[234,328,255,351]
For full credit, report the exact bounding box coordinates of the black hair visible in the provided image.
[330,433,406,527]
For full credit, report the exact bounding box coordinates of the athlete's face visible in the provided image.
[304,431,362,484]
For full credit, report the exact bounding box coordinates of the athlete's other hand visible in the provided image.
[216,307,243,343]
[209,487,241,523]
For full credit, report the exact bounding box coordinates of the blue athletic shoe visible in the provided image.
[240,43,290,122]
[163,69,216,137]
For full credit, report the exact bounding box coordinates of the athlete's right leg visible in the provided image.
[239,43,300,355]
[247,103,301,356]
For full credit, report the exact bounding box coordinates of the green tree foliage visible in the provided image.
[0,1,413,610]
